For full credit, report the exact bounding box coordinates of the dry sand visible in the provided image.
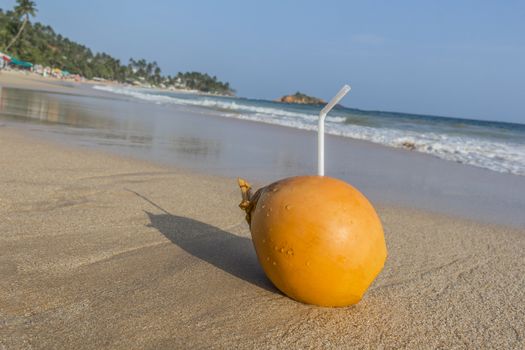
[0,125,524,349]
[0,69,209,98]
[0,70,79,94]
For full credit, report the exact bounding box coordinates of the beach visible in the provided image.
[1,75,524,349]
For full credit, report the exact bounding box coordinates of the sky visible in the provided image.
[2,0,525,123]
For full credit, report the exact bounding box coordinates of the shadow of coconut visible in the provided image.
[130,188,277,293]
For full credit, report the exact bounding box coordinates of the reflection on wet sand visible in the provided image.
[0,87,116,129]
[0,86,224,161]
[169,136,221,158]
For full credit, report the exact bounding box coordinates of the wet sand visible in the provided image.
[1,127,524,349]
[0,77,524,227]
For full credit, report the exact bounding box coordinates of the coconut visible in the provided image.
[238,176,387,307]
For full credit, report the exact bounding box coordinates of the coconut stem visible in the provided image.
[238,178,260,226]
[238,178,252,209]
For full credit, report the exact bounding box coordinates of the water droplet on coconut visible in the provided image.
[285,204,292,210]
[279,248,284,253]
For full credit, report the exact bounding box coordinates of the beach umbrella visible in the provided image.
[9,57,33,68]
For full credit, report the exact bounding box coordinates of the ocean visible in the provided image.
[94,85,525,177]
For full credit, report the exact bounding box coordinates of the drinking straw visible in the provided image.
[318,84,351,176]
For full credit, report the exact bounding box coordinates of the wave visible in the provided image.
[93,85,345,122]
[93,85,525,176]
[218,111,525,176]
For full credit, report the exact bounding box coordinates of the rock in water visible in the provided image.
[277,92,326,105]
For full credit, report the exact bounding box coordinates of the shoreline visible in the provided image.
[1,76,525,228]
[1,125,524,349]
[0,69,234,98]
[7,121,521,232]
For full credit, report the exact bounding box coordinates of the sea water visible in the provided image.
[93,85,525,177]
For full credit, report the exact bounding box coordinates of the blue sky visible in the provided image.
[2,0,525,123]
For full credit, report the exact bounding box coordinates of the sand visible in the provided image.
[0,70,81,94]
[0,125,524,349]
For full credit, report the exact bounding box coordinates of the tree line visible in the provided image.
[0,1,234,95]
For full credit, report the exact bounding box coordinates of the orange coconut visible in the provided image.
[238,176,387,307]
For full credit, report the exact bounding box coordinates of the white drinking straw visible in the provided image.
[318,84,351,176]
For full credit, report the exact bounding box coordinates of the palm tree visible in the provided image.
[4,0,37,52]
[154,66,161,84]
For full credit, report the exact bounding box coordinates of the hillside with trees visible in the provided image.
[0,1,234,95]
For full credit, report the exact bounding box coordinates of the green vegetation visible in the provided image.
[4,0,36,52]
[0,1,234,95]
[174,72,232,94]
[292,92,322,102]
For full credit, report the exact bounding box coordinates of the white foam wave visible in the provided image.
[218,111,525,176]
[93,85,525,176]
[93,85,342,121]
